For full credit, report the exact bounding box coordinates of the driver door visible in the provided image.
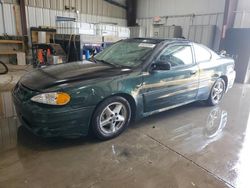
[142,44,199,113]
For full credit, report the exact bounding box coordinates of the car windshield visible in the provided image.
[94,40,156,68]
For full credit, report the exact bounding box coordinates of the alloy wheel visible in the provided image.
[211,81,224,104]
[99,102,128,135]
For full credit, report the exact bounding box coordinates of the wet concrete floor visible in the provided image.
[0,64,31,92]
[0,84,249,188]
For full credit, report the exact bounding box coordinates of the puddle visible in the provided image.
[0,91,16,119]
[0,92,20,152]
[0,84,249,188]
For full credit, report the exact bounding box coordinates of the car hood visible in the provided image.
[20,61,132,90]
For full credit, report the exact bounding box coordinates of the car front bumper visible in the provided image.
[227,70,236,91]
[12,85,95,137]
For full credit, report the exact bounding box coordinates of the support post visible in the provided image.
[19,0,27,36]
[126,0,137,27]
[220,0,239,49]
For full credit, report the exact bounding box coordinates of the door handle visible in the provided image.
[190,70,197,75]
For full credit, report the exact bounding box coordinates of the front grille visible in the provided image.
[21,115,34,128]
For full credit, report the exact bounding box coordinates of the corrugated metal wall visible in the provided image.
[137,0,250,32]
[234,0,250,28]
[136,0,250,51]
[0,3,17,35]
[2,0,250,36]
[234,11,250,28]
[136,0,225,50]
[137,13,224,50]
[3,0,126,18]
[137,13,224,38]
[136,0,225,39]
[137,0,226,18]
[0,2,127,36]
[25,6,127,28]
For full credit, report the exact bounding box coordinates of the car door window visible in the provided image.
[193,43,212,63]
[157,45,194,67]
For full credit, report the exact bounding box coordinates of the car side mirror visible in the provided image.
[152,61,171,71]
[219,50,227,56]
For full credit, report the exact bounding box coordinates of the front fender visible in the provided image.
[60,72,144,119]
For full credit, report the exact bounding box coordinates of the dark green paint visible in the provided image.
[12,38,236,137]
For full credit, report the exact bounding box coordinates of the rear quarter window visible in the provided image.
[193,43,212,63]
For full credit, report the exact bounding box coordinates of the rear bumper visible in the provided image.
[13,93,95,137]
[226,70,236,91]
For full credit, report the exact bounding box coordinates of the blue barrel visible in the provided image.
[85,50,90,60]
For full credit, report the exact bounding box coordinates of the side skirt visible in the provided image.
[142,100,196,118]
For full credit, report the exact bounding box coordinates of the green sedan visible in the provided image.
[12,38,236,140]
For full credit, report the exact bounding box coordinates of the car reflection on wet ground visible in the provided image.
[0,84,249,188]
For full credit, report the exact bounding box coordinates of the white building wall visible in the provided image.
[2,0,126,18]
[136,0,250,50]
[137,0,225,18]
[0,3,17,35]
[2,0,250,36]
[137,0,250,35]
[137,0,225,38]
[0,2,127,36]
[234,0,250,28]
[25,6,127,29]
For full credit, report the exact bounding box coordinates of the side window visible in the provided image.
[193,43,211,62]
[157,45,193,67]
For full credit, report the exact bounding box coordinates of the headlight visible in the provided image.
[31,92,71,105]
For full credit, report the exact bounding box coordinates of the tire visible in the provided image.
[206,78,226,106]
[0,61,8,75]
[91,96,131,140]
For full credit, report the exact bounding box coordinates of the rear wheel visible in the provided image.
[206,78,225,106]
[91,96,131,140]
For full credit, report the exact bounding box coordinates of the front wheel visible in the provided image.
[206,78,226,106]
[91,96,131,140]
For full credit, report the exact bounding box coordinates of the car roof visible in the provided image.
[126,37,190,44]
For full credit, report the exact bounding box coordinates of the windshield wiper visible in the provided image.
[94,57,133,69]
[94,58,117,67]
